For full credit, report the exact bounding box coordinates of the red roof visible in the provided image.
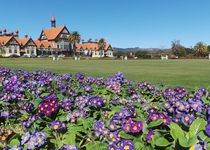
[35,40,52,48]
[41,26,65,40]
[76,43,112,51]
[15,37,30,46]
[0,36,13,45]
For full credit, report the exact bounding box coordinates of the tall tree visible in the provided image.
[98,38,106,58]
[194,42,208,57]
[207,45,210,52]
[171,40,186,57]
[68,31,81,56]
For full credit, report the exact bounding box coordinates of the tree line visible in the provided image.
[114,40,210,59]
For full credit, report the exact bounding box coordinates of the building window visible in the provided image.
[27,50,29,54]
[9,49,12,53]
[31,50,34,54]
[14,50,17,53]
[57,45,59,48]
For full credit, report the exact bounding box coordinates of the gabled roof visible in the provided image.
[39,26,69,40]
[15,37,30,46]
[35,40,52,48]
[34,40,42,48]
[76,43,112,51]
[0,36,13,45]
[41,40,52,48]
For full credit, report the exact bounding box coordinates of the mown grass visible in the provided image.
[1,58,210,89]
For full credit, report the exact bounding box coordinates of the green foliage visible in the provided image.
[119,131,136,140]
[189,118,207,136]
[154,137,170,147]
[171,40,186,57]
[169,119,207,148]
[147,119,163,128]
[194,42,208,57]
[86,141,108,150]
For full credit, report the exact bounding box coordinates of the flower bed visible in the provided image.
[0,67,210,150]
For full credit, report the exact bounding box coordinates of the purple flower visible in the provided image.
[108,131,120,143]
[120,140,134,150]
[51,120,66,131]
[176,102,186,111]
[66,145,78,150]
[101,128,110,136]
[9,145,23,150]
[162,102,171,109]
[38,94,59,117]
[205,124,210,137]
[88,96,107,108]
[162,117,171,126]
[21,132,30,145]
[109,121,117,131]
[26,136,37,149]
[106,144,119,150]
[130,121,143,133]
[146,130,154,141]
[182,114,194,125]
[60,97,73,110]
[22,102,34,113]
[190,101,203,112]
[122,118,143,133]
[172,117,181,124]
[148,113,159,121]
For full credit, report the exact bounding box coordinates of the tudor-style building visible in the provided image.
[15,35,37,56]
[0,30,37,57]
[0,16,114,57]
[76,40,113,57]
[36,16,71,55]
[0,35,20,57]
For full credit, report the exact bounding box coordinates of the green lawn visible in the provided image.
[1,58,210,89]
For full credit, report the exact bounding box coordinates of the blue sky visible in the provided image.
[0,0,210,48]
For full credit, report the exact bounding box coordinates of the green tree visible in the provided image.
[207,45,210,52]
[98,38,106,58]
[194,42,208,57]
[135,50,150,58]
[68,31,81,56]
[171,40,186,57]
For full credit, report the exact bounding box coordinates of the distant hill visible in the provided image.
[113,47,171,53]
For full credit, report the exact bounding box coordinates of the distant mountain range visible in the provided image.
[113,47,171,52]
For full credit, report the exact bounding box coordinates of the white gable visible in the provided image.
[26,39,35,46]
[62,28,69,34]
[8,38,18,45]
[40,32,47,40]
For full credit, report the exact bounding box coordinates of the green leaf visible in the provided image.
[63,126,84,145]
[57,94,64,101]
[108,106,122,118]
[189,118,207,136]
[50,139,57,144]
[144,145,154,150]
[154,137,170,147]
[179,135,197,148]
[8,139,20,147]
[134,141,144,150]
[40,93,50,97]
[148,119,163,128]
[119,131,136,140]
[86,141,108,150]
[63,131,76,145]
[34,98,42,109]
[198,131,210,143]
[169,122,185,140]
